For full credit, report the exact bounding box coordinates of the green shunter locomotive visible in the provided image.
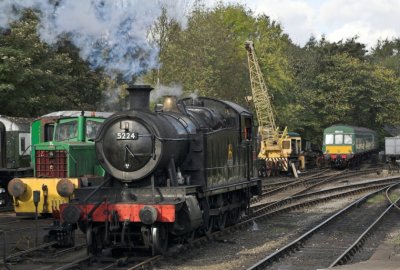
[8,111,112,216]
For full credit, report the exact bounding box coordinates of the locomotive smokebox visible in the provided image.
[127,85,153,111]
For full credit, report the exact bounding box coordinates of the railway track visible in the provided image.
[0,206,13,213]
[1,168,394,270]
[247,183,400,270]
[251,175,400,213]
[260,168,333,192]
[253,167,381,206]
[151,175,400,270]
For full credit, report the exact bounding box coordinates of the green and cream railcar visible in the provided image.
[322,125,378,168]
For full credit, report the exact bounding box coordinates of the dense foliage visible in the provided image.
[289,37,400,145]
[1,5,399,147]
[146,5,400,146]
[0,10,105,117]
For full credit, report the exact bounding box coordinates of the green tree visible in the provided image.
[370,38,400,76]
[289,38,400,145]
[0,10,105,117]
[148,4,293,116]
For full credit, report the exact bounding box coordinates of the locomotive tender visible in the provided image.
[59,85,261,254]
[323,125,378,168]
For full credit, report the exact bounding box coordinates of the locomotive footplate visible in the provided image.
[61,185,204,225]
[61,202,177,223]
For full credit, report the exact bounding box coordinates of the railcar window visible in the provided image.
[344,134,352,144]
[86,120,102,140]
[334,134,343,144]
[55,120,78,141]
[325,134,334,144]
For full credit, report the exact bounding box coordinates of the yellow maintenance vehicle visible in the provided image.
[245,41,303,177]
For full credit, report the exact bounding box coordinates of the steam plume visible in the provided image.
[0,0,190,80]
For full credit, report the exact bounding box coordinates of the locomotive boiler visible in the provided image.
[59,85,261,254]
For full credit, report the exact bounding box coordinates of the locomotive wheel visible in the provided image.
[258,164,267,177]
[272,162,277,176]
[215,213,227,230]
[86,224,93,255]
[204,217,214,235]
[186,230,196,243]
[86,225,103,255]
[214,195,227,230]
[151,224,168,255]
[227,208,241,225]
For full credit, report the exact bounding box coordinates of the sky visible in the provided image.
[215,0,400,49]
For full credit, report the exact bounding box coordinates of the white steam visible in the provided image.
[151,83,183,102]
[0,0,190,80]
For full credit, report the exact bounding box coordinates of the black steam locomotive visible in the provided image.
[59,85,261,254]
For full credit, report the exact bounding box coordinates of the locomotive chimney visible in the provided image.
[163,95,180,113]
[126,85,153,111]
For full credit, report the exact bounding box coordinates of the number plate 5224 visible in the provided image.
[116,132,139,140]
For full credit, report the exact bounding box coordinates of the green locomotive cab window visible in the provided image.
[325,134,334,144]
[344,134,352,144]
[44,124,55,142]
[334,134,343,144]
[55,120,78,141]
[86,120,102,141]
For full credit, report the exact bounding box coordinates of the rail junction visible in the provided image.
[1,166,400,270]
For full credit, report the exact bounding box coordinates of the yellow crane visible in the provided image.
[245,40,301,176]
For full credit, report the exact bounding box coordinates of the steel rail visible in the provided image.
[125,255,162,270]
[246,183,400,270]
[73,175,393,270]
[328,184,400,267]
[251,170,345,204]
[176,180,392,261]
[2,241,57,262]
[0,206,13,213]
[260,169,332,191]
[53,255,92,270]
[251,176,400,213]
[295,168,383,196]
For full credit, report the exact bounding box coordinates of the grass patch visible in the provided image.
[389,193,400,203]
[367,194,387,204]
[388,233,400,245]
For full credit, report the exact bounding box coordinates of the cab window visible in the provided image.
[86,120,102,141]
[282,140,290,149]
[344,134,352,144]
[335,134,343,144]
[44,123,54,142]
[244,117,252,140]
[55,120,78,141]
[325,134,334,144]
